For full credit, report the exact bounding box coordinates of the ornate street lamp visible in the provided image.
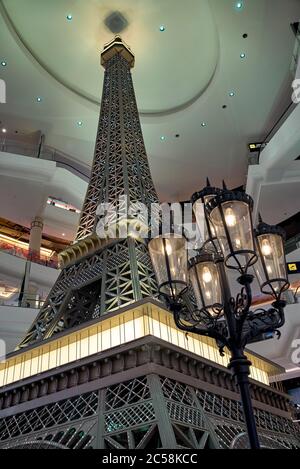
[148,182,289,450]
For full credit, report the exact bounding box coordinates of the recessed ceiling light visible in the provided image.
[159,25,166,32]
[77,121,83,127]
[201,122,207,127]
[62,233,65,237]
[235,2,243,9]
[1,61,7,67]
[240,53,246,59]
[160,135,166,141]
[66,14,73,21]
[2,128,7,133]
[36,97,42,103]
[229,91,235,97]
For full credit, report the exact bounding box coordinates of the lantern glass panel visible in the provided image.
[254,233,289,296]
[209,200,256,271]
[189,260,223,316]
[149,235,188,298]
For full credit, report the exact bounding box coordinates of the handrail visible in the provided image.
[0,244,59,269]
[0,294,45,309]
[257,101,296,163]
[0,138,91,182]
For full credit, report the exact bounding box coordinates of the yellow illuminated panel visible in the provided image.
[0,303,280,388]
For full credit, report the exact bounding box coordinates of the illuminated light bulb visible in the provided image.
[162,240,172,256]
[225,208,237,227]
[210,223,216,236]
[202,266,212,283]
[205,290,212,300]
[261,239,272,256]
[267,265,272,274]
[235,238,241,248]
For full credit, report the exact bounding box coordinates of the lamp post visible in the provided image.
[148,182,289,450]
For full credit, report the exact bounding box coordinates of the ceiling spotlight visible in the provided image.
[36,97,42,103]
[1,61,7,67]
[77,121,83,127]
[235,2,243,9]
[240,53,246,59]
[201,122,207,127]
[229,91,235,97]
[159,25,166,32]
[160,135,166,141]
[66,14,73,21]
[2,128,7,133]
[62,233,66,237]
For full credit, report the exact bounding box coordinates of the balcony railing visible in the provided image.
[0,138,91,182]
[0,242,59,269]
[0,292,45,309]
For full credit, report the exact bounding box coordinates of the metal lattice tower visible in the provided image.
[17,37,159,348]
[76,37,158,241]
[1,37,299,451]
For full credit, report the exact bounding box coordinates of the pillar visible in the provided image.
[29,216,43,260]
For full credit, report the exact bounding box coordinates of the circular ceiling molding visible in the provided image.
[1,0,219,115]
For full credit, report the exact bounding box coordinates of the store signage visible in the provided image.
[287,262,300,274]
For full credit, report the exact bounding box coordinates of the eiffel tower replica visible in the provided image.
[0,37,299,450]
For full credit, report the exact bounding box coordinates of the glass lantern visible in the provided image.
[206,189,257,274]
[189,252,223,317]
[254,220,289,298]
[148,233,188,300]
[191,181,222,255]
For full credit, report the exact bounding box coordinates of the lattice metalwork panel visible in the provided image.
[18,236,158,346]
[76,53,158,242]
[253,407,296,435]
[173,423,211,449]
[0,419,97,450]
[161,377,195,406]
[0,392,98,441]
[196,388,299,437]
[105,401,155,433]
[105,376,150,410]
[104,423,161,449]
[196,389,244,423]
[230,431,300,450]
[167,401,206,429]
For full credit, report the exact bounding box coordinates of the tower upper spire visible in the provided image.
[101,36,135,68]
[75,38,158,243]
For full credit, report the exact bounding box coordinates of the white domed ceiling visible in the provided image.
[2,0,219,114]
[0,0,299,210]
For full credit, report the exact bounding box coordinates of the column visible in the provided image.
[29,216,43,261]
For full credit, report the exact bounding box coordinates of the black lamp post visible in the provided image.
[148,182,289,450]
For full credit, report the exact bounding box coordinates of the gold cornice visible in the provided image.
[101,35,135,68]
[0,301,283,389]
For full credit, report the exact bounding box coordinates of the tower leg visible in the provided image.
[148,374,177,448]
